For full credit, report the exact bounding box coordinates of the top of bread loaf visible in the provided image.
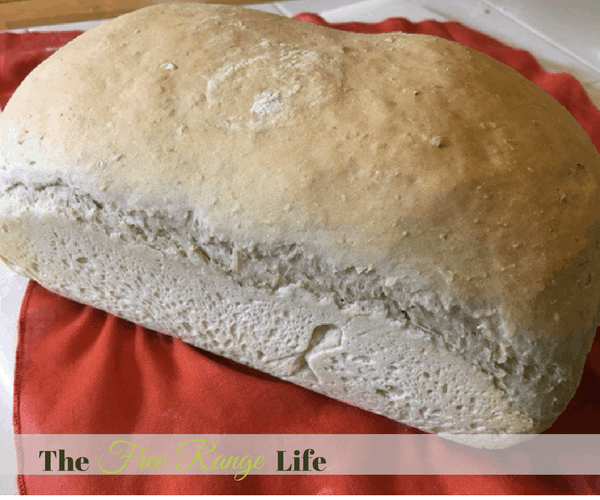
[1,3,600,339]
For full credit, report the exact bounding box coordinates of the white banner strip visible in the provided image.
[14,434,600,478]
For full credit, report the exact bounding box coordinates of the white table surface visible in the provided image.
[1,0,599,494]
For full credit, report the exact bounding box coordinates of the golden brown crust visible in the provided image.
[2,2,600,336]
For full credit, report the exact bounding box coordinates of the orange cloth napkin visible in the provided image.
[5,12,600,494]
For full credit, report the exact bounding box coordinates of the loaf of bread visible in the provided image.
[1,3,600,449]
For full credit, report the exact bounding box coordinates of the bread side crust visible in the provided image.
[1,184,538,438]
[1,180,597,438]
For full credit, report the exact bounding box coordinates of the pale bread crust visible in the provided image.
[1,3,600,446]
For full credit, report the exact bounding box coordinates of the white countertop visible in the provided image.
[1,0,599,494]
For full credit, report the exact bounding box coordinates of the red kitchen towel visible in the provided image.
[6,12,600,495]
